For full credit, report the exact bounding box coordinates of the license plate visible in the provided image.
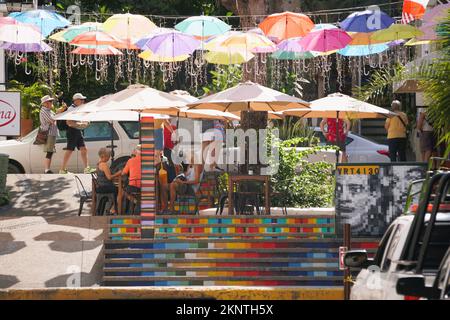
[337,165,380,175]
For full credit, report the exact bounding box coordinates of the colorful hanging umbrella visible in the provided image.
[70,31,125,48]
[340,9,394,32]
[417,23,439,41]
[135,30,201,57]
[175,16,230,37]
[371,24,423,42]
[50,22,103,43]
[387,39,406,47]
[271,50,317,60]
[9,9,70,37]
[71,45,123,55]
[218,32,277,53]
[276,37,305,52]
[205,49,254,65]
[0,41,52,52]
[337,43,389,56]
[0,24,44,44]
[259,11,315,41]
[422,3,450,26]
[405,38,431,46]
[204,31,241,51]
[299,29,352,52]
[0,16,19,25]
[312,23,338,31]
[349,32,387,45]
[103,13,157,49]
[138,50,189,62]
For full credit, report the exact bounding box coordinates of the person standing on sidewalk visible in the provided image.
[385,100,408,162]
[39,95,58,174]
[60,93,94,174]
[417,107,436,162]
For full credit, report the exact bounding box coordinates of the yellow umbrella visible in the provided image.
[314,49,338,56]
[49,30,66,42]
[138,50,190,62]
[371,24,423,42]
[204,31,241,51]
[205,49,254,65]
[218,31,276,52]
[103,13,157,48]
[405,38,431,46]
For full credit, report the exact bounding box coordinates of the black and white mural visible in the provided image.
[336,163,427,237]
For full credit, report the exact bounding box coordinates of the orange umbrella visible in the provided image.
[70,31,125,48]
[349,32,386,45]
[259,11,314,41]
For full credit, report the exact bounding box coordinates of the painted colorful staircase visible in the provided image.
[102,215,379,287]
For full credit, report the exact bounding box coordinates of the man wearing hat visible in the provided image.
[60,93,94,174]
[39,95,58,174]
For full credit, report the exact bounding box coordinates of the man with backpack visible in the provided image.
[59,93,94,174]
[385,100,409,162]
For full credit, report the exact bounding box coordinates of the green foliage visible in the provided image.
[271,137,336,208]
[279,72,309,98]
[8,80,57,128]
[273,116,317,144]
[202,65,243,95]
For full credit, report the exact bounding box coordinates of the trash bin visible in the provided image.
[0,153,9,206]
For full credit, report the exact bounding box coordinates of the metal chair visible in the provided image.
[74,175,92,216]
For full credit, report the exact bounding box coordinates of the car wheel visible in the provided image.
[8,162,24,174]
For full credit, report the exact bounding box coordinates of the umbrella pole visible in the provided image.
[110,121,115,163]
[335,112,340,165]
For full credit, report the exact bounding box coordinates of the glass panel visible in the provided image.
[119,121,139,140]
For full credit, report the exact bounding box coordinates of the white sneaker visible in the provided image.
[59,169,72,174]
[84,166,96,174]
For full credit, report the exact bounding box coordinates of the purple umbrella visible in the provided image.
[277,37,305,52]
[0,41,52,52]
[340,9,394,32]
[135,30,201,57]
[387,39,405,47]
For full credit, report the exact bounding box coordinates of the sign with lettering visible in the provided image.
[0,91,21,136]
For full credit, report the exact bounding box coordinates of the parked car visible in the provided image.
[2,121,140,173]
[313,127,390,163]
[344,172,450,300]
[397,247,450,300]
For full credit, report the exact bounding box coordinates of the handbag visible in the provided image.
[33,128,49,145]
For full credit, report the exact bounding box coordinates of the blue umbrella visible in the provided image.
[337,43,389,56]
[10,9,70,37]
[340,9,394,33]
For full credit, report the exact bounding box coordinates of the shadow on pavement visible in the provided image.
[0,275,20,289]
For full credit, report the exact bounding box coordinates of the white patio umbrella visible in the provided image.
[142,107,240,121]
[281,92,396,119]
[280,93,396,162]
[187,81,310,112]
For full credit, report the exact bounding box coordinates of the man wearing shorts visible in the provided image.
[39,95,58,173]
[60,93,94,174]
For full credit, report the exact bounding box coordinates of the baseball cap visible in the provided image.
[72,93,87,101]
[41,95,55,105]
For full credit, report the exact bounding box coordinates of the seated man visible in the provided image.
[169,152,204,212]
[122,145,142,195]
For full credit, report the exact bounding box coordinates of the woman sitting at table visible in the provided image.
[169,152,204,212]
[96,148,121,214]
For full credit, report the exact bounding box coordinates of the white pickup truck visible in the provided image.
[344,172,450,300]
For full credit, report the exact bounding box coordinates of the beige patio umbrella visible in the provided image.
[281,93,396,119]
[281,93,396,163]
[187,81,310,112]
[142,107,240,121]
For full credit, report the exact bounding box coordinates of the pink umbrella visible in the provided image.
[418,23,439,41]
[0,17,19,25]
[299,29,351,52]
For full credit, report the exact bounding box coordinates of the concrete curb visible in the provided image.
[0,286,344,300]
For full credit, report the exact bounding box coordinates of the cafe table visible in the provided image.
[227,174,270,215]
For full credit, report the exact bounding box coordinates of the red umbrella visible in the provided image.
[70,31,125,48]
